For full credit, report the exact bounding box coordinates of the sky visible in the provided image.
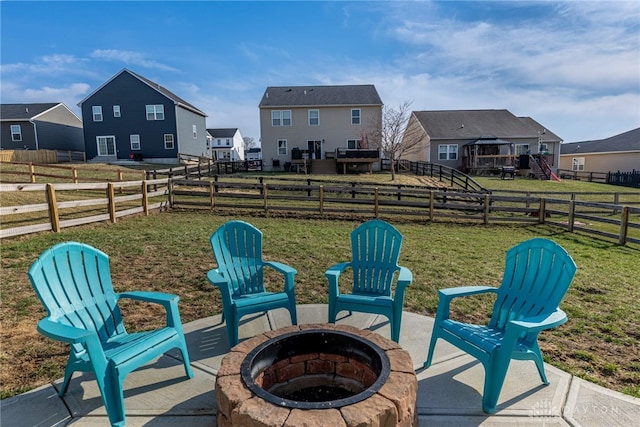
[1,0,639,145]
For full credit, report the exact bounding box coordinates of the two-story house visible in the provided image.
[206,128,245,161]
[78,69,208,164]
[401,109,562,176]
[259,85,383,173]
[0,103,83,151]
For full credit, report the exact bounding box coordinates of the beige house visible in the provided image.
[259,85,383,172]
[559,127,640,173]
[401,109,562,175]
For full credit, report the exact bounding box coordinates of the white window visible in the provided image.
[277,139,287,155]
[515,144,530,155]
[146,104,164,120]
[164,134,174,149]
[347,139,361,149]
[96,136,116,156]
[308,109,319,126]
[10,125,22,141]
[130,134,140,150]
[271,110,291,126]
[92,106,103,122]
[540,143,549,153]
[438,144,458,160]
[113,105,121,117]
[572,157,585,171]
[192,125,197,139]
[351,109,361,125]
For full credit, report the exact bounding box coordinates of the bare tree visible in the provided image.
[368,100,422,180]
[243,136,256,151]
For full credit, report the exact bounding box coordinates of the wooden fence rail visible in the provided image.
[169,179,640,246]
[1,161,146,183]
[0,178,169,239]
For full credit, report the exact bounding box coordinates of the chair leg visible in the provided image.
[531,342,549,384]
[97,368,126,427]
[482,353,512,414]
[58,362,75,396]
[328,299,337,323]
[424,333,439,368]
[289,305,298,325]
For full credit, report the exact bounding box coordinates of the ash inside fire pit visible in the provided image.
[241,329,390,409]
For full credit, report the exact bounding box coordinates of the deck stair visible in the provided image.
[529,155,550,180]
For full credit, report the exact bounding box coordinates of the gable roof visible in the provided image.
[207,128,238,138]
[518,116,562,142]
[411,109,554,140]
[259,85,382,108]
[78,69,206,117]
[561,127,640,154]
[1,103,61,121]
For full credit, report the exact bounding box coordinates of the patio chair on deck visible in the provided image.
[325,219,413,342]
[28,242,194,427]
[424,238,577,413]
[208,220,297,346]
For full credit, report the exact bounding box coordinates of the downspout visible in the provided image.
[30,119,39,150]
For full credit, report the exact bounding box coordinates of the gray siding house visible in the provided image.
[401,109,562,174]
[259,85,383,171]
[78,69,207,164]
[0,103,83,151]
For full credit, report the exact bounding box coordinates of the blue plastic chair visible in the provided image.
[208,220,297,346]
[325,219,413,342]
[27,242,194,427]
[424,238,577,413]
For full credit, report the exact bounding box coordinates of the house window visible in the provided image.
[130,135,140,150]
[113,105,121,117]
[226,138,231,146]
[347,139,361,149]
[351,109,361,125]
[308,109,319,126]
[277,139,287,155]
[572,157,585,171]
[92,106,103,122]
[438,144,458,160]
[192,125,197,139]
[146,104,165,120]
[164,134,174,149]
[96,136,116,156]
[10,125,22,141]
[271,110,291,126]
[515,144,530,155]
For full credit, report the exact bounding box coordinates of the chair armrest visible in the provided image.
[325,262,351,297]
[434,286,497,322]
[263,261,297,276]
[119,291,179,306]
[508,309,568,333]
[37,318,94,344]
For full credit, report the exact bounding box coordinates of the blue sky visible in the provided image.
[1,0,639,144]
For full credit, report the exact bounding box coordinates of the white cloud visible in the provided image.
[90,49,178,72]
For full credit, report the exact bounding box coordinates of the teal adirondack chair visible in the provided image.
[325,219,413,342]
[27,242,194,427]
[208,220,297,346]
[424,238,577,413]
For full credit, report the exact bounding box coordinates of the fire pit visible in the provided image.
[215,324,417,426]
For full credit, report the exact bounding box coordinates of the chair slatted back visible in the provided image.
[28,242,125,349]
[210,220,265,296]
[490,238,577,341]
[350,220,403,296]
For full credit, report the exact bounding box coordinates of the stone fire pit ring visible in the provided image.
[215,323,418,427]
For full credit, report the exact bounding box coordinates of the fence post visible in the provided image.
[209,181,215,209]
[374,187,379,218]
[619,206,629,245]
[307,179,312,197]
[259,177,264,196]
[567,200,575,232]
[351,182,356,199]
[142,181,149,215]
[538,198,546,224]
[29,163,36,183]
[45,183,60,232]
[168,178,174,208]
[429,191,435,222]
[263,183,268,213]
[483,194,490,225]
[613,193,620,214]
[107,183,116,223]
[117,169,123,181]
[319,185,324,214]
[397,185,401,201]
[72,168,79,184]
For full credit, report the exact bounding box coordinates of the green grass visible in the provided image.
[1,166,639,400]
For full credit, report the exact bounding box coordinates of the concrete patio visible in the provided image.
[2,304,638,426]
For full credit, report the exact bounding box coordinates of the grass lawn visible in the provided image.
[1,168,639,400]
